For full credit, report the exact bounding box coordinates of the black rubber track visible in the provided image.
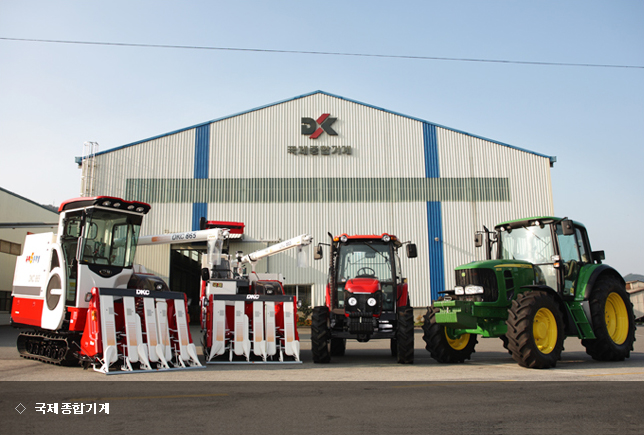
[581,275,636,361]
[17,331,79,366]
[505,291,564,369]
[396,306,415,364]
[422,306,477,363]
[311,306,331,363]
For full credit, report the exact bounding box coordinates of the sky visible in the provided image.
[1,1,642,275]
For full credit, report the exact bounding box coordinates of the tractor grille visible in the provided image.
[348,314,376,334]
[455,268,498,302]
[344,292,381,335]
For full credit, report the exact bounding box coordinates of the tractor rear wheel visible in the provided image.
[330,338,346,356]
[506,291,564,369]
[582,275,636,361]
[422,306,477,363]
[499,335,513,355]
[311,306,331,363]
[396,306,415,364]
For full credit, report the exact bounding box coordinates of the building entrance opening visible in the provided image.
[170,249,202,324]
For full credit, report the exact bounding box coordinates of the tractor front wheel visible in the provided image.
[311,306,331,363]
[506,291,564,369]
[396,306,415,364]
[422,306,477,363]
[582,275,636,361]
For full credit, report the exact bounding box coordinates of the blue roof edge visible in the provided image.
[78,90,555,165]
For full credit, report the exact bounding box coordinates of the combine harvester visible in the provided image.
[10,196,209,374]
[200,229,313,364]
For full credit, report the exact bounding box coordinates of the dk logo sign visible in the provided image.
[301,114,337,139]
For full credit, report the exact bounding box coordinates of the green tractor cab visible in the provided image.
[423,217,636,368]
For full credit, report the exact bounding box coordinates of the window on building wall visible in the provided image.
[0,292,12,312]
[0,240,22,255]
[283,285,312,308]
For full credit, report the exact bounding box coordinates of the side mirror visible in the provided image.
[406,244,417,258]
[199,217,207,231]
[591,250,605,263]
[474,234,483,248]
[201,268,210,282]
[314,245,323,260]
[561,219,575,236]
[84,292,93,303]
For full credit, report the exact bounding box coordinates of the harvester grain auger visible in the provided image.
[10,196,204,374]
[199,232,313,363]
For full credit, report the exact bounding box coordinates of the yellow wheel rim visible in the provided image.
[533,308,557,354]
[605,292,629,345]
[445,329,470,351]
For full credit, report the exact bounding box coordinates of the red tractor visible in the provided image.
[311,233,417,363]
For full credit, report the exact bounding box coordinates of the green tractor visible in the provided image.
[423,217,636,369]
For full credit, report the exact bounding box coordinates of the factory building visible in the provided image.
[80,91,555,309]
[0,187,59,325]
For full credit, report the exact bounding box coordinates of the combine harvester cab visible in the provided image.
[200,232,312,364]
[10,196,203,374]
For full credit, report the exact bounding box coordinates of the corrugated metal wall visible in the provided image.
[91,91,553,307]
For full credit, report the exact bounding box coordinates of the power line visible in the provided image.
[1,36,643,70]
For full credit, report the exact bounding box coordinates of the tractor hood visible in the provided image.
[456,259,534,271]
[453,259,537,304]
[344,278,380,294]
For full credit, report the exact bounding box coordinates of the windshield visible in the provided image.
[80,209,142,268]
[499,225,554,264]
[337,242,393,282]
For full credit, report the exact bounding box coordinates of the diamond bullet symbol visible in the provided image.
[15,403,26,414]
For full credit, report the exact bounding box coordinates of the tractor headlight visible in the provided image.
[464,285,484,295]
[454,286,464,295]
[136,206,145,213]
[348,297,357,306]
[367,297,377,307]
[382,235,391,242]
[102,200,111,206]
[340,235,348,243]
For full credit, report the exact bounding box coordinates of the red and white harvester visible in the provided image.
[200,231,313,363]
[11,196,205,374]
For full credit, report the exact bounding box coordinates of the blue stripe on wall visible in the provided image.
[424,122,444,301]
[427,201,446,301]
[423,123,439,179]
[194,124,210,179]
[192,202,207,231]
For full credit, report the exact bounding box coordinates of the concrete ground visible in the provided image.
[1,324,643,381]
[3,324,644,435]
